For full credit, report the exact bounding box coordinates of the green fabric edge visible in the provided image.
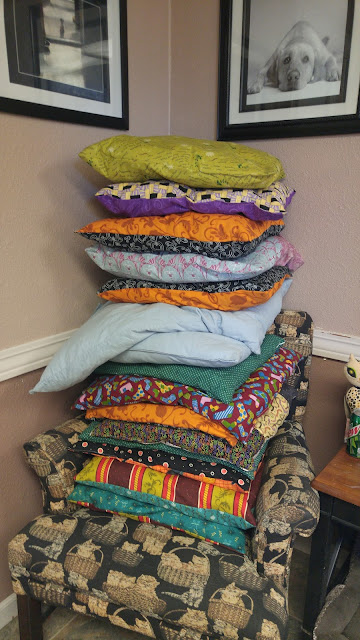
[68,481,251,553]
[92,334,284,404]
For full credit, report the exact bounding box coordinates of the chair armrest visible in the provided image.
[252,419,320,589]
[23,416,88,515]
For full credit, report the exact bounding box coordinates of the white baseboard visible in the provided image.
[0,329,76,383]
[0,593,17,630]
[313,328,360,362]
[0,326,359,384]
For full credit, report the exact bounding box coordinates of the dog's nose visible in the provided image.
[287,70,300,82]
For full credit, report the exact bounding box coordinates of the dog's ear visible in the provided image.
[311,46,325,82]
[266,52,279,86]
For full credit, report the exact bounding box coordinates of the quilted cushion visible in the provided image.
[79,134,285,188]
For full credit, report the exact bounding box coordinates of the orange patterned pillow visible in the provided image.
[77,213,284,260]
[85,403,238,446]
[97,267,291,311]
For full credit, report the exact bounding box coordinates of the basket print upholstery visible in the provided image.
[23,417,89,514]
[103,570,166,616]
[64,541,103,580]
[112,542,144,567]
[9,506,296,639]
[82,515,128,545]
[29,515,77,542]
[208,585,254,629]
[107,607,156,637]
[157,547,210,588]
[219,554,268,590]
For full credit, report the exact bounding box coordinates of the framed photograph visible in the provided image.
[0,0,128,129]
[218,0,360,140]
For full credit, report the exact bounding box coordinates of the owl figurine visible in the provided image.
[344,354,360,442]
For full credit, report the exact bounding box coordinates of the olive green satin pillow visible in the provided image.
[79,134,285,189]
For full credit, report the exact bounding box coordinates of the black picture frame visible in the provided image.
[0,0,129,129]
[218,0,360,140]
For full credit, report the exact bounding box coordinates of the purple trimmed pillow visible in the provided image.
[95,180,295,221]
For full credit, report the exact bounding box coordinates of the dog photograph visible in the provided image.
[245,0,349,107]
[217,0,360,139]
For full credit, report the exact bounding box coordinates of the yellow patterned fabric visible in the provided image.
[254,394,289,438]
[79,135,285,188]
[73,455,257,525]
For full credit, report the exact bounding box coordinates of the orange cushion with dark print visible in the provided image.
[77,213,284,260]
[85,403,238,446]
[97,266,291,311]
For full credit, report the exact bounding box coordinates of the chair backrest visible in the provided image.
[268,310,313,423]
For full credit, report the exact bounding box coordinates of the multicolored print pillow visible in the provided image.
[79,418,267,475]
[85,235,303,283]
[85,404,239,445]
[72,394,289,487]
[71,436,255,492]
[76,212,284,260]
[97,266,292,311]
[95,180,295,221]
[74,346,301,442]
[72,455,261,526]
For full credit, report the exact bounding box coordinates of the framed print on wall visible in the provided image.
[218,0,360,140]
[0,0,129,129]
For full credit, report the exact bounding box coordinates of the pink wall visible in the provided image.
[0,0,170,350]
[0,0,170,603]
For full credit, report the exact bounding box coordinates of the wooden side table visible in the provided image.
[302,446,360,638]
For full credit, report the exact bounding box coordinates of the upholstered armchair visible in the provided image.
[8,311,320,640]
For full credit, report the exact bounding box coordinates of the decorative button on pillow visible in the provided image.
[85,235,303,283]
[95,180,295,221]
[79,134,285,188]
[97,266,292,311]
[77,212,284,260]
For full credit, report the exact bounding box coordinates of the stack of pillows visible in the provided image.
[31,135,304,554]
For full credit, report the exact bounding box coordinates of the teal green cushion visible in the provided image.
[93,334,284,403]
[68,481,252,553]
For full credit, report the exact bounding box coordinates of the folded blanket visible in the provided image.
[68,458,259,553]
[70,437,255,491]
[72,393,287,488]
[30,280,292,393]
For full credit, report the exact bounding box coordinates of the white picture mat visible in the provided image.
[228,0,360,125]
[0,0,124,118]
